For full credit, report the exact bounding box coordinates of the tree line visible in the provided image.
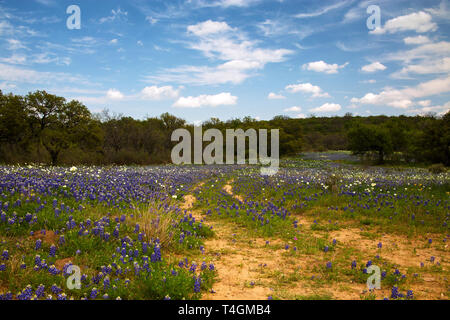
[0,90,448,166]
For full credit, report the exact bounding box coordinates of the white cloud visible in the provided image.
[0,82,17,91]
[295,1,352,18]
[425,1,450,21]
[0,62,90,85]
[418,100,431,107]
[310,103,342,113]
[361,62,386,73]
[303,60,348,74]
[145,16,158,25]
[351,76,450,109]
[187,20,232,36]
[383,40,450,78]
[32,53,71,66]
[137,40,143,46]
[173,92,237,108]
[408,101,450,116]
[284,106,301,112]
[285,83,330,98]
[7,39,27,50]
[110,39,118,45]
[99,8,128,24]
[395,57,450,77]
[141,86,180,100]
[404,35,431,45]
[147,21,292,85]
[370,11,437,34]
[189,0,259,8]
[0,54,27,65]
[268,92,286,100]
[296,113,307,119]
[106,89,124,100]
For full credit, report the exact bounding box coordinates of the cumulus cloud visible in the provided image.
[173,92,237,108]
[310,103,342,113]
[146,20,292,85]
[141,86,180,100]
[361,62,387,73]
[408,101,450,116]
[284,106,301,112]
[303,60,348,74]
[351,76,450,109]
[187,20,233,36]
[285,83,330,98]
[370,11,437,34]
[404,35,431,45]
[106,89,124,100]
[385,40,450,78]
[268,92,286,100]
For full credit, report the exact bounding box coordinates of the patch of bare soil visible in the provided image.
[223,180,244,203]
[30,229,58,245]
[54,257,74,270]
[329,227,449,299]
[181,191,285,300]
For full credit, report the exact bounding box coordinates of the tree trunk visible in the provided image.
[49,150,59,166]
[378,150,384,164]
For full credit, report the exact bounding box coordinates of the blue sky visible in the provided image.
[0,0,449,123]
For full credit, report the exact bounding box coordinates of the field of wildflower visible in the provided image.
[0,157,448,300]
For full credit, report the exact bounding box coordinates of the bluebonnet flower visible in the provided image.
[406,290,414,299]
[351,260,357,269]
[391,286,399,299]
[48,265,60,275]
[35,284,45,298]
[194,276,201,293]
[35,239,42,250]
[1,250,8,261]
[49,245,57,257]
[57,293,67,300]
[90,288,98,299]
[326,262,332,269]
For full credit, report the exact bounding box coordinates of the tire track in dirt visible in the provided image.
[181,181,288,300]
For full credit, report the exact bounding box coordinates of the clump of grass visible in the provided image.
[132,207,175,249]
